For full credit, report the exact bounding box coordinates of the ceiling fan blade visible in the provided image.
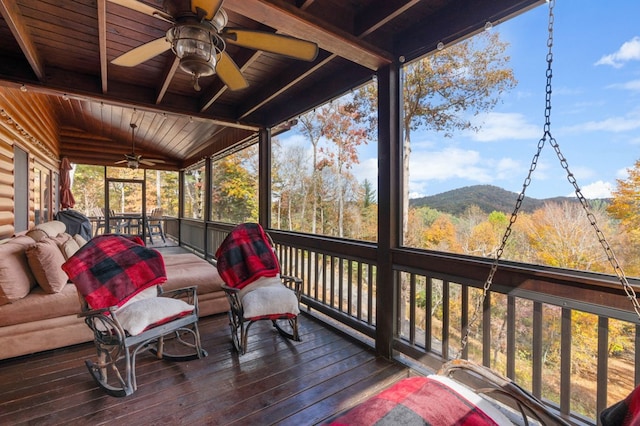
[139,159,157,166]
[191,0,223,21]
[114,159,127,164]
[107,0,173,22]
[111,37,171,67]
[216,51,249,91]
[222,29,318,62]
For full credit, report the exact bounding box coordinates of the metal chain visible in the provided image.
[459,0,640,358]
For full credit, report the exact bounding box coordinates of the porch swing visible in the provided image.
[329,1,640,424]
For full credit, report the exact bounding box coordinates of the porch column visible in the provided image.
[258,127,271,229]
[376,62,402,358]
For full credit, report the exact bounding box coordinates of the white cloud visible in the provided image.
[607,79,640,92]
[410,148,490,181]
[351,157,378,186]
[573,181,613,199]
[595,36,640,68]
[469,112,539,142]
[562,109,640,133]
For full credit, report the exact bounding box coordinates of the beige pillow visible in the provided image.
[60,238,81,260]
[25,228,47,242]
[0,242,37,305]
[34,220,66,237]
[73,233,88,248]
[26,238,68,293]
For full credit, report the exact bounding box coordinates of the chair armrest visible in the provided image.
[159,286,199,316]
[78,305,127,344]
[281,275,303,300]
[221,284,243,315]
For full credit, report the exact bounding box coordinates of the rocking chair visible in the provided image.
[62,234,207,397]
[216,223,302,355]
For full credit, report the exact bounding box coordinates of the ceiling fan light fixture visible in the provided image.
[127,158,139,169]
[168,24,223,90]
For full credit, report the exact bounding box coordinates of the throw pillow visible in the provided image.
[26,238,69,293]
[59,237,81,260]
[0,242,36,305]
[73,233,88,248]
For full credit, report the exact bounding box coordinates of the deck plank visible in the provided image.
[0,313,410,425]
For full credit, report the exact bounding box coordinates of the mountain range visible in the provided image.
[409,185,607,216]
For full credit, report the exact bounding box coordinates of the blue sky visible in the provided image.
[282,1,640,200]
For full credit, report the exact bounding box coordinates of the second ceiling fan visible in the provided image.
[110,0,319,91]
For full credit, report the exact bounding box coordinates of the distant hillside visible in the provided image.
[409,185,583,216]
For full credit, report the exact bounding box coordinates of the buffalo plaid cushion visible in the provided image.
[327,376,505,426]
[62,234,166,310]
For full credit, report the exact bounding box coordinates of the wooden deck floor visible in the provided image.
[0,313,410,425]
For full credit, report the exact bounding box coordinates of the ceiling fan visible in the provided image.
[115,123,165,169]
[109,0,319,91]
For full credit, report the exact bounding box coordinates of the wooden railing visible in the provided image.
[201,223,640,425]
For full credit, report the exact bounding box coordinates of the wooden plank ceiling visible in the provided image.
[0,0,542,170]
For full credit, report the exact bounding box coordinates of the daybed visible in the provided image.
[0,220,227,360]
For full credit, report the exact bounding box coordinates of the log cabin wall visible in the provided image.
[0,87,60,238]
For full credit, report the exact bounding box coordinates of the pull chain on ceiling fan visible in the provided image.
[115,123,165,169]
[109,0,319,91]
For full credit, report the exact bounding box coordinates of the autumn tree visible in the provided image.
[298,111,324,234]
[608,159,640,247]
[525,201,612,271]
[71,165,105,214]
[211,148,258,223]
[356,30,516,241]
[318,101,369,237]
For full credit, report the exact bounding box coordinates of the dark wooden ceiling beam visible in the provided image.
[156,57,180,104]
[238,50,335,121]
[97,0,108,93]
[223,0,393,71]
[237,0,417,124]
[199,49,261,113]
[355,0,422,38]
[396,0,544,63]
[0,65,259,131]
[259,63,373,127]
[0,0,45,81]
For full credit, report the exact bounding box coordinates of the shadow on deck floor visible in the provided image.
[0,313,410,425]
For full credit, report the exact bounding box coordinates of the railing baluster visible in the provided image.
[442,280,450,360]
[507,295,515,379]
[483,292,491,367]
[533,301,543,398]
[597,316,609,421]
[560,307,572,416]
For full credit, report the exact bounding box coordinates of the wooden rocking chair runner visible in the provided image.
[62,234,207,397]
[216,223,302,355]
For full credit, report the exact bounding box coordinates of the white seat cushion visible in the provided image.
[115,296,194,336]
[241,276,299,318]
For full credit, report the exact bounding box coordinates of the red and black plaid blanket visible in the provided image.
[601,383,640,425]
[215,223,279,290]
[62,234,166,310]
[327,376,504,426]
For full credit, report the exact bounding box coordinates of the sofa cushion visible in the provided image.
[0,241,37,305]
[26,238,69,293]
[0,284,82,327]
[162,253,224,294]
